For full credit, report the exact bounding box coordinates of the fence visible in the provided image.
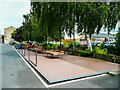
[15,45,38,67]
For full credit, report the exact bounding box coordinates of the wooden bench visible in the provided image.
[46,51,64,58]
[32,46,46,52]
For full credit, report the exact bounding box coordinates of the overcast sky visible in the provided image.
[0,0,119,36]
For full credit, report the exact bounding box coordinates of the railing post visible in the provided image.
[22,48,23,55]
[24,48,26,56]
[28,49,30,60]
[36,50,37,66]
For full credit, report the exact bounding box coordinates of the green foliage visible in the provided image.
[15,2,119,46]
[36,42,40,46]
[63,44,69,48]
[104,46,120,56]
[94,47,108,55]
[11,30,17,39]
[11,27,24,42]
[43,43,47,49]
[100,42,105,49]
[50,44,59,50]
[115,27,120,47]
[79,50,92,57]
[11,42,17,45]
[47,43,51,50]
[79,45,88,50]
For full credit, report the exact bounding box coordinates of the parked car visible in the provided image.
[96,42,102,46]
[104,42,115,47]
[110,42,116,46]
[91,41,102,46]
[15,44,25,49]
[80,41,87,45]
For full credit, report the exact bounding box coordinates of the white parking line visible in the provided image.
[13,46,48,88]
[12,46,107,88]
[48,74,107,88]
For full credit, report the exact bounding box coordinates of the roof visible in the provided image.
[4,26,16,30]
[94,38,103,41]
[92,33,115,38]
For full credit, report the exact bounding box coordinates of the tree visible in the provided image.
[11,27,24,42]
[22,2,119,52]
[30,2,68,49]
[11,30,17,40]
[22,14,33,42]
[115,27,120,47]
[76,2,119,51]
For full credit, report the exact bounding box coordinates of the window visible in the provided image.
[5,32,7,38]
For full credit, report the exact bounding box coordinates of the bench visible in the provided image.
[46,51,64,58]
[32,46,46,52]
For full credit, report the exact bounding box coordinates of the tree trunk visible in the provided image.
[59,27,61,52]
[87,35,92,51]
[29,28,31,42]
[85,29,92,51]
[73,30,75,51]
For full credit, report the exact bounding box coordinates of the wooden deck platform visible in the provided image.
[22,50,119,83]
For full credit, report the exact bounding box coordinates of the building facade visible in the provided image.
[4,26,16,44]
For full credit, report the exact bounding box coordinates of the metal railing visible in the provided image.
[17,48,25,56]
[28,48,37,66]
[16,46,38,67]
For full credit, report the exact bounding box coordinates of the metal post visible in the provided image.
[22,49,23,55]
[24,48,25,56]
[36,50,37,66]
[28,49,30,60]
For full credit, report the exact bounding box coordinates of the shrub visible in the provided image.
[11,42,16,45]
[36,42,40,46]
[63,44,69,48]
[47,43,51,50]
[79,45,87,50]
[43,43,47,49]
[79,50,92,57]
[100,42,105,49]
[105,46,120,56]
[73,49,92,57]
[94,47,108,55]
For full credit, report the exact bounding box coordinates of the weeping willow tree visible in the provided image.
[21,2,119,51]
[30,2,68,50]
[75,2,119,51]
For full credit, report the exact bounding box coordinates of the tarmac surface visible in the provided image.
[1,44,120,89]
[2,44,45,88]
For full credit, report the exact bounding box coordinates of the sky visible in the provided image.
[0,0,119,36]
[0,0,30,35]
